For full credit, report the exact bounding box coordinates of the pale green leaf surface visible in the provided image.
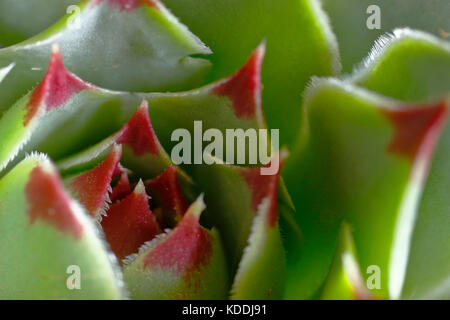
[0,154,124,299]
[162,0,340,146]
[0,0,76,46]
[283,79,447,299]
[0,0,211,115]
[321,0,450,72]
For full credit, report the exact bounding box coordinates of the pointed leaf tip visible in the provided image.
[102,180,161,261]
[93,0,160,11]
[110,172,132,203]
[117,101,163,156]
[212,44,265,120]
[134,179,147,194]
[24,44,92,126]
[0,63,15,83]
[143,195,211,276]
[321,223,374,300]
[69,145,122,217]
[123,193,228,300]
[240,150,285,227]
[26,165,83,239]
[144,166,189,224]
[381,101,448,161]
[186,193,206,219]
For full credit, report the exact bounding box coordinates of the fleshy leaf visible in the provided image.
[65,144,122,219]
[0,0,211,114]
[211,43,265,121]
[55,99,194,198]
[230,151,287,299]
[351,29,450,102]
[321,0,450,72]
[92,0,161,11]
[0,62,14,83]
[54,99,175,180]
[0,45,95,171]
[116,100,177,179]
[163,0,340,146]
[348,30,450,299]
[0,42,285,299]
[283,78,448,299]
[117,100,163,156]
[0,154,124,299]
[139,45,269,158]
[401,118,450,299]
[110,172,132,203]
[193,152,287,299]
[101,180,161,262]
[0,0,74,46]
[123,195,229,300]
[0,45,267,175]
[23,45,93,126]
[144,166,189,227]
[321,223,374,300]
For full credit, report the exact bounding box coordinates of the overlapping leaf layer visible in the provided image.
[0,0,448,300]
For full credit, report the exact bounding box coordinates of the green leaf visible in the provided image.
[401,119,450,299]
[0,43,288,299]
[320,223,374,300]
[123,195,229,300]
[0,45,266,174]
[64,144,124,219]
[321,0,450,72]
[0,62,14,82]
[351,29,450,102]
[58,105,193,220]
[0,154,124,299]
[0,0,211,114]
[347,29,450,299]
[58,100,183,180]
[194,152,287,299]
[283,78,448,299]
[162,0,340,146]
[0,0,75,46]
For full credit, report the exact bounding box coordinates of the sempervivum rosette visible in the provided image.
[0,34,288,299]
[0,0,449,300]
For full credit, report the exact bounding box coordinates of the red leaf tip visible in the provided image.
[144,166,189,224]
[24,44,92,126]
[212,43,265,120]
[117,100,162,157]
[381,101,448,161]
[185,193,206,220]
[143,195,212,280]
[110,172,132,203]
[102,180,161,261]
[240,150,286,227]
[93,0,160,11]
[134,179,147,195]
[26,165,83,239]
[69,144,122,217]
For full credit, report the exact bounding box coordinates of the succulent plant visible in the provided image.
[0,0,448,300]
